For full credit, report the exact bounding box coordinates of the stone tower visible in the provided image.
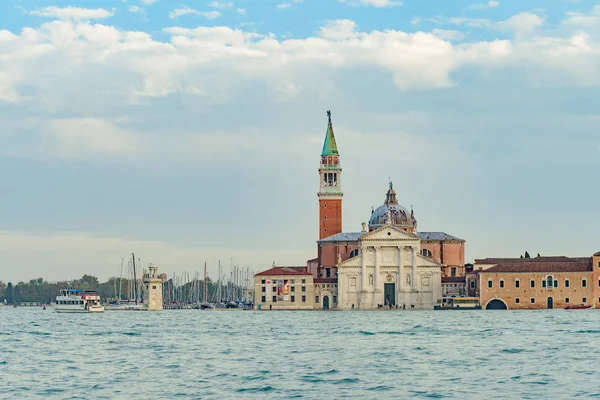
[318,110,343,240]
[143,264,163,311]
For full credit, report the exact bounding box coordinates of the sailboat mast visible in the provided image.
[132,253,138,304]
[203,261,208,303]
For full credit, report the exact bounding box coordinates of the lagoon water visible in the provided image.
[1,308,600,399]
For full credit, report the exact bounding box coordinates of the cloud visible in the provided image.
[467,1,500,11]
[28,6,115,20]
[140,0,158,4]
[277,0,303,9]
[168,7,221,19]
[432,29,466,41]
[496,12,544,35]
[340,0,402,7]
[128,5,145,14]
[209,1,234,8]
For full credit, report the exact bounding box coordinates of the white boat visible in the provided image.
[104,301,144,311]
[54,289,105,313]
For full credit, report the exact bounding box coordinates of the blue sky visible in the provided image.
[1,0,600,282]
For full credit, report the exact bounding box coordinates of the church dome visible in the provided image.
[368,182,417,231]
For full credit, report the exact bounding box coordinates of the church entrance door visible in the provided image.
[547,297,554,309]
[384,283,395,306]
[323,296,330,310]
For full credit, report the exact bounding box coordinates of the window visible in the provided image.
[261,296,266,303]
[565,297,570,304]
[272,296,277,302]
[554,280,558,288]
[499,279,505,288]
[324,215,327,220]
[546,276,553,289]
[530,298,535,304]
[291,295,295,302]
[261,287,266,292]
[326,268,331,278]
[515,298,520,304]
[152,285,157,289]
[530,279,535,288]
[598,279,600,287]
[323,203,327,208]
[565,279,570,288]
[349,249,359,258]
[451,267,457,277]
[421,249,432,257]
[315,296,319,303]
[302,286,306,292]
[583,297,588,303]
[273,280,277,284]
[302,279,306,284]
[324,228,327,233]
[333,296,337,303]
[272,287,276,292]
[487,280,493,288]
[582,279,588,288]
[302,295,306,302]
[542,280,546,288]
[261,280,266,284]
[470,280,475,289]
[515,279,520,288]
[291,286,295,292]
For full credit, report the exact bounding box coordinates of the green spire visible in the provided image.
[321,110,339,156]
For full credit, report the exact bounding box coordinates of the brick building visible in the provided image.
[475,253,600,309]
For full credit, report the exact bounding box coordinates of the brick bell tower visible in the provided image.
[318,110,343,240]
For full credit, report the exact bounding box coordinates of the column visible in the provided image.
[397,246,403,292]
[360,245,366,291]
[411,246,417,291]
[374,247,380,291]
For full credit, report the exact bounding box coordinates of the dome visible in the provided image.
[368,182,417,231]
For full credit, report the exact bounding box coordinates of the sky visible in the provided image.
[1,0,600,283]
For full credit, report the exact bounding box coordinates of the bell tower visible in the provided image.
[318,110,343,240]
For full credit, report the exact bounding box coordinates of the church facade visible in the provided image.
[254,111,464,310]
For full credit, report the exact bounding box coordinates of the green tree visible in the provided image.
[524,251,531,258]
[4,282,12,304]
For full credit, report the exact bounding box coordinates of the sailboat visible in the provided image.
[105,253,144,311]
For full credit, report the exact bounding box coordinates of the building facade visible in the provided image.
[254,267,316,310]
[476,254,600,310]
[337,221,442,310]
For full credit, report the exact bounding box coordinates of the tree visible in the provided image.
[5,282,13,304]
[79,275,99,288]
[524,251,531,258]
[520,255,523,259]
[537,253,541,257]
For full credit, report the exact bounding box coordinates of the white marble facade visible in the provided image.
[337,224,442,310]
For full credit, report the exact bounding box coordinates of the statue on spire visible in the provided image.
[327,110,332,124]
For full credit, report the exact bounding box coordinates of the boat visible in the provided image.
[54,289,105,313]
[565,304,591,310]
[434,297,481,310]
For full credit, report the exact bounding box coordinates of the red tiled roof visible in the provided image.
[483,259,591,273]
[594,252,600,257]
[475,256,575,264]
[255,266,310,276]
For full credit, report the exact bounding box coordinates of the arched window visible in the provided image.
[546,275,553,289]
[421,249,432,258]
[349,249,359,258]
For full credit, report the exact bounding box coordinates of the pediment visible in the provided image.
[360,225,419,242]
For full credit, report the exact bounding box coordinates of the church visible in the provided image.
[254,111,465,310]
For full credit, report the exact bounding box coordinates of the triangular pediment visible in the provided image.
[360,224,419,242]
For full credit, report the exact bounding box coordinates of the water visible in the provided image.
[1,308,600,399]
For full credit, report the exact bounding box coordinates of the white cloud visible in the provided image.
[29,6,115,20]
[237,8,246,15]
[210,1,234,8]
[277,0,303,9]
[496,12,544,35]
[140,0,158,4]
[128,5,145,14]
[340,0,402,7]
[432,29,466,41]
[168,7,221,20]
[467,1,500,11]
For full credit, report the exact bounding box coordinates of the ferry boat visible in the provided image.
[54,289,105,313]
[434,297,481,310]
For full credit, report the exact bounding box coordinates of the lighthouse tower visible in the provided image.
[143,264,163,311]
[318,110,343,240]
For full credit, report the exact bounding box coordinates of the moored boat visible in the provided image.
[434,297,481,310]
[54,289,105,313]
[564,304,591,310]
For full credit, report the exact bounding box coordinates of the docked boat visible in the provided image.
[565,304,591,310]
[434,297,481,310]
[54,289,105,313]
